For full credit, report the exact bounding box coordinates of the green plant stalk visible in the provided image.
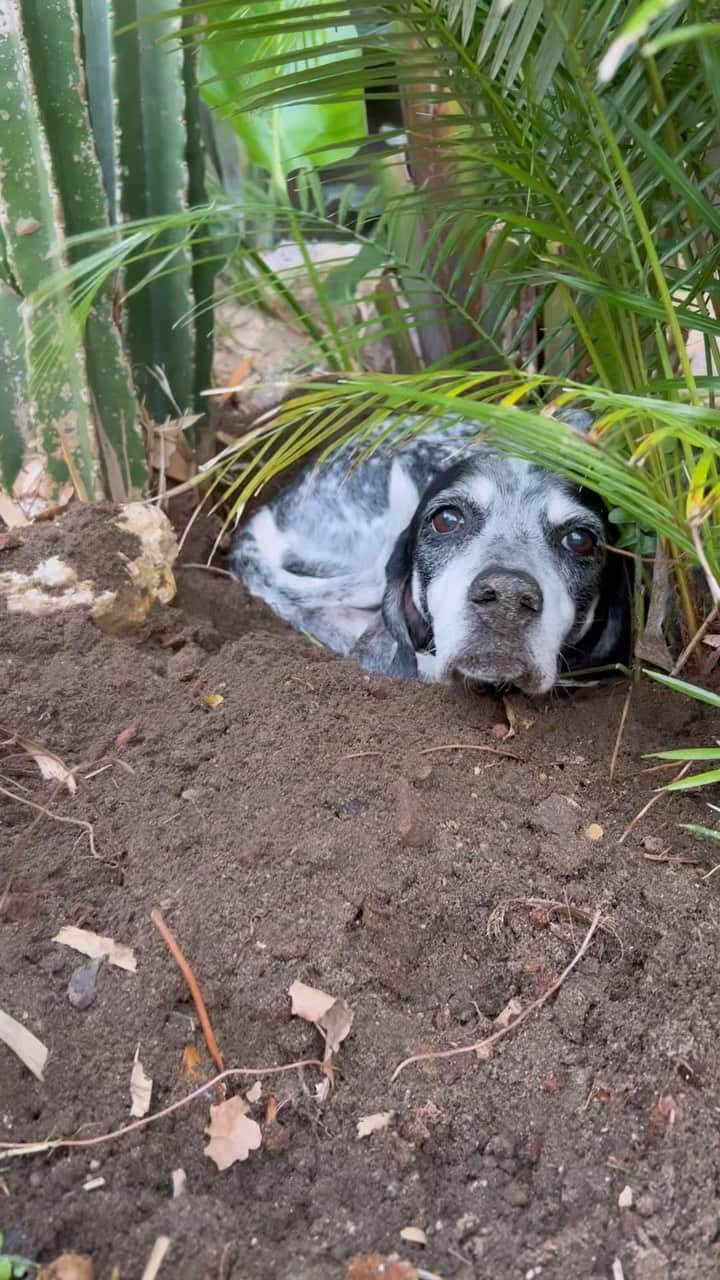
[0,0,102,500]
[21,0,147,499]
[114,0,196,419]
[0,276,28,492]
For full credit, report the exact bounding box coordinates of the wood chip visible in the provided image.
[53,925,136,972]
[399,1227,427,1246]
[0,1005,48,1080]
[130,1046,153,1117]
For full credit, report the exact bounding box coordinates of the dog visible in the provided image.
[230,415,630,695]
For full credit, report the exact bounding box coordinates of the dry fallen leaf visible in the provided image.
[38,1256,95,1280]
[53,925,136,973]
[180,1043,208,1083]
[130,1046,153,1117]
[115,723,139,750]
[357,1111,394,1139]
[204,1096,262,1170]
[14,732,77,794]
[649,1093,680,1129]
[319,997,354,1060]
[200,692,224,710]
[494,997,523,1029]
[246,1080,262,1104]
[0,1005,48,1080]
[288,979,336,1023]
[346,1256,418,1280]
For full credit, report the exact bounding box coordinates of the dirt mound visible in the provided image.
[1,505,718,1280]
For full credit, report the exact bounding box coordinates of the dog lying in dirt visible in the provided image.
[230,417,630,695]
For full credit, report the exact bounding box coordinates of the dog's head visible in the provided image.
[383,450,629,694]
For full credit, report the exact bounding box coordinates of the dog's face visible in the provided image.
[383,452,626,695]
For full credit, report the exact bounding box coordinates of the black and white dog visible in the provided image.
[230,417,630,696]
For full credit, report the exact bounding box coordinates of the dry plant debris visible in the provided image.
[204,1096,262,1170]
[288,979,354,1078]
[392,909,603,1080]
[346,1256,418,1280]
[8,729,77,794]
[356,1111,394,1139]
[0,1005,48,1080]
[129,1047,153,1118]
[151,910,225,1077]
[139,1236,172,1280]
[37,1255,95,1280]
[53,926,137,973]
[486,897,622,952]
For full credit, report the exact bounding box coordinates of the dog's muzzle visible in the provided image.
[454,566,549,693]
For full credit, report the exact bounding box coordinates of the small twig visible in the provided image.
[0,783,101,858]
[671,604,720,677]
[391,909,602,1081]
[141,1236,172,1280]
[177,563,233,579]
[618,762,692,844]
[609,682,633,782]
[0,1060,323,1161]
[419,743,523,760]
[151,910,225,1076]
[339,750,383,760]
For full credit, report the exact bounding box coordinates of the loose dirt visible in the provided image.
[1,506,719,1280]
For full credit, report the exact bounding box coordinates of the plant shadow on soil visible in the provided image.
[1,507,719,1280]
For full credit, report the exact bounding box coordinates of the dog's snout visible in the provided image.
[469,567,543,622]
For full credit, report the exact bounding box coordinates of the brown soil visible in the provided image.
[1,507,719,1280]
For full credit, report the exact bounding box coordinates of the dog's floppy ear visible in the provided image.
[381,526,432,677]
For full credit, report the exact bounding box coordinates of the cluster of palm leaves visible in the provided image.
[59,0,720,657]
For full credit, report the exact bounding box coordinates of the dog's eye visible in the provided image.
[562,527,597,556]
[431,506,464,534]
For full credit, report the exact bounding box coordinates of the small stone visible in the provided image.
[528,794,581,837]
[635,1194,658,1218]
[584,822,604,841]
[507,1183,530,1207]
[618,1184,633,1208]
[394,778,430,848]
[67,959,101,1009]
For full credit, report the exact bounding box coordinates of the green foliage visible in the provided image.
[198,0,367,177]
[645,671,720,791]
[0,1232,37,1279]
[43,0,720,644]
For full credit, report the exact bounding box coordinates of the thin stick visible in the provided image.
[691,523,720,609]
[177,563,233,579]
[151,910,225,1075]
[618,762,691,844]
[391,909,602,1081]
[0,783,100,858]
[671,604,719,677]
[419,743,522,760]
[141,1236,172,1280]
[0,1060,323,1161]
[339,750,383,760]
[609,682,633,782]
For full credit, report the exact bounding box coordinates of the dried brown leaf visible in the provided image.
[180,1043,208,1083]
[319,997,354,1060]
[15,732,76,794]
[494,997,523,1029]
[346,1256,417,1280]
[204,1096,262,1170]
[37,1256,95,1280]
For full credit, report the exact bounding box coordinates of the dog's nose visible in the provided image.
[468,567,543,623]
